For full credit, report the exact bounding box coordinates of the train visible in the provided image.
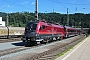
[21,20,82,43]
[0,27,24,38]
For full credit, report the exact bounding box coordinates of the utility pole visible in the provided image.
[6,14,9,38]
[7,14,8,27]
[67,8,69,26]
[35,0,38,20]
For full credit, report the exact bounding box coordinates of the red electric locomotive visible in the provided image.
[22,20,65,43]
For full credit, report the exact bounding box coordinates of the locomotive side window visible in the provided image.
[40,25,45,30]
[68,29,76,32]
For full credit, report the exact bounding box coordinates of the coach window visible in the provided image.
[68,30,71,32]
[40,25,45,30]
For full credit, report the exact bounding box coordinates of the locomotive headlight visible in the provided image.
[36,34,38,36]
[36,34,39,36]
[36,34,37,36]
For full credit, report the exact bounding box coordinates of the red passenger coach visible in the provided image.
[22,20,65,43]
[64,26,79,38]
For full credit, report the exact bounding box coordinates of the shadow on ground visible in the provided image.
[11,42,27,46]
[11,42,37,47]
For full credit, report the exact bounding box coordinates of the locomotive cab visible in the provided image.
[22,21,39,42]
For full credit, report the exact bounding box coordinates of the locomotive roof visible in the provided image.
[27,20,63,28]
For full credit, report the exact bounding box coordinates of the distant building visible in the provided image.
[0,17,5,27]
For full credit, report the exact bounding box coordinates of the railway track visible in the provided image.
[0,35,86,60]
[0,38,21,43]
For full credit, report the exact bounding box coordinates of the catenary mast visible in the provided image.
[35,0,38,20]
[67,8,69,26]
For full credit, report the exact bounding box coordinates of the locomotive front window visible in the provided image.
[31,24,37,30]
[26,23,37,30]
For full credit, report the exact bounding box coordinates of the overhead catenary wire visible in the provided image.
[50,0,90,5]
[48,0,73,13]
[1,0,90,14]
[49,0,90,14]
[0,0,19,12]
[48,0,67,9]
[1,0,34,12]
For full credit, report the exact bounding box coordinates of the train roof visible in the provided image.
[64,26,78,30]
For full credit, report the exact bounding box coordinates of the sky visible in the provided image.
[0,0,90,14]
